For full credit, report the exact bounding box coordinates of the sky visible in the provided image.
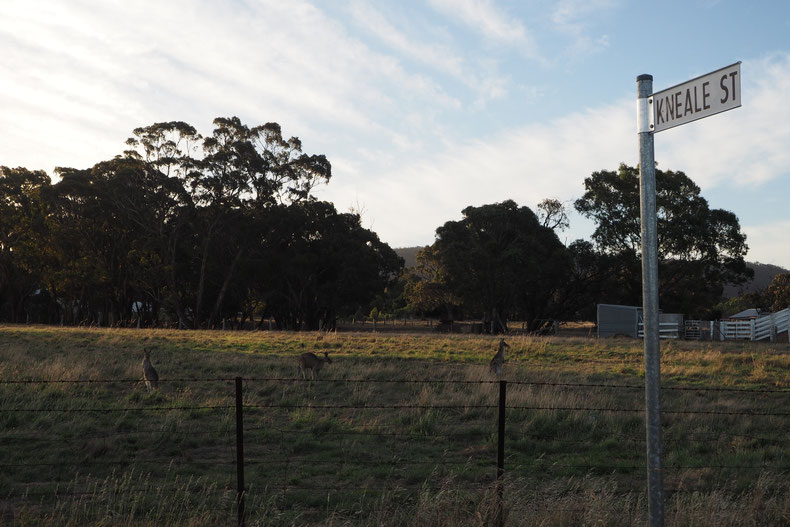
[2,1,790,267]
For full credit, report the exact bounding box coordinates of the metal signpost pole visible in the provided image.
[634,61,740,526]
[637,73,664,527]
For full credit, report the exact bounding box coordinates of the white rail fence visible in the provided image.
[719,319,755,341]
[636,308,790,342]
[707,308,789,342]
[637,321,681,339]
[750,308,789,341]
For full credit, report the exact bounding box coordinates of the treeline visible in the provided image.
[0,118,402,330]
[397,164,755,331]
[1,119,763,332]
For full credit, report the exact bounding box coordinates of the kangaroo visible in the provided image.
[142,349,159,392]
[489,338,509,377]
[298,351,331,380]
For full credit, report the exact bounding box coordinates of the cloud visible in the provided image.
[347,1,510,104]
[550,0,616,58]
[743,221,790,268]
[321,99,635,247]
[427,0,542,60]
[0,0,465,172]
[348,2,464,78]
[325,52,790,262]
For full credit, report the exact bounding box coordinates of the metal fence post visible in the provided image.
[637,73,665,527]
[496,380,507,527]
[235,377,246,527]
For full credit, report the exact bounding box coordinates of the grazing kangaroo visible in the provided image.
[489,338,509,377]
[298,351,331,380]
[142,349,159,392]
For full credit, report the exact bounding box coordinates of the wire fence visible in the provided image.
[2,375,790,525]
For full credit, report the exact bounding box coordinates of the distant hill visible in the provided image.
[394,246,427,269]
[723,262,789,298]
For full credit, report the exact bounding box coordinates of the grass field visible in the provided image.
[1,325,790,526]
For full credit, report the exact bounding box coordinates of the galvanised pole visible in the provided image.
[235,377,246,527]
[637,73,664,527]
[496,380,506,527]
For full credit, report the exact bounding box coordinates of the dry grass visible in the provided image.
[1,325,789,525]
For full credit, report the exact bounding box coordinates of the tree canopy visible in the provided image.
[574,163,752,316]
[766,274,790,312]
[406,200,568,333]
[0,140,762,329]
[0,118,401,329]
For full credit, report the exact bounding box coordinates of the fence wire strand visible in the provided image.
[3,375,789,395]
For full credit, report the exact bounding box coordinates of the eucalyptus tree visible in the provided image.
[0,166,51,322]
[99,158,196,327]
[403,245,461,320]
[767,273,790,312]
[42,165,120,324]
[184,117,332,328]
[40,158,192,326]
[259,201,402,330]
[124,117,334,328]
[536,198,570,231]
[5,116,398,330]
[575,163,751,315]
[429,200,568,333]
[124,121,202,178]
[552,239,631,321]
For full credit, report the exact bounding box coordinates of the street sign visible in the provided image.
[636,62,742,527]
[649,62,741,133]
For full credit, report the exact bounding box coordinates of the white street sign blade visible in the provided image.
[650,62,741,133]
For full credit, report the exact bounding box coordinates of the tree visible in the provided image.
[575,164,752,316]
[124,121,202,179]
[403,245,460,320]
[40,159,194,326]
[430,200,568,333]
[258,201,402,330]
[0,167,51,322]
[766,273,790,312]
[97,157,196,327]
[713,291,769,320]
[125,117,335,328]
[1,117,400,331]
[193,118,334,328]
[551,239,634,321]
[537,198,569,231]
[123,122,205,327]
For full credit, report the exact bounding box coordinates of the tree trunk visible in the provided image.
[208,247,244,328]
[194,221,217,329]
[194,240,210,328]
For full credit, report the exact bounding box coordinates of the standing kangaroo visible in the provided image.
[142,349,159,392]
[489,338,509,377]
[298,351,332,380]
